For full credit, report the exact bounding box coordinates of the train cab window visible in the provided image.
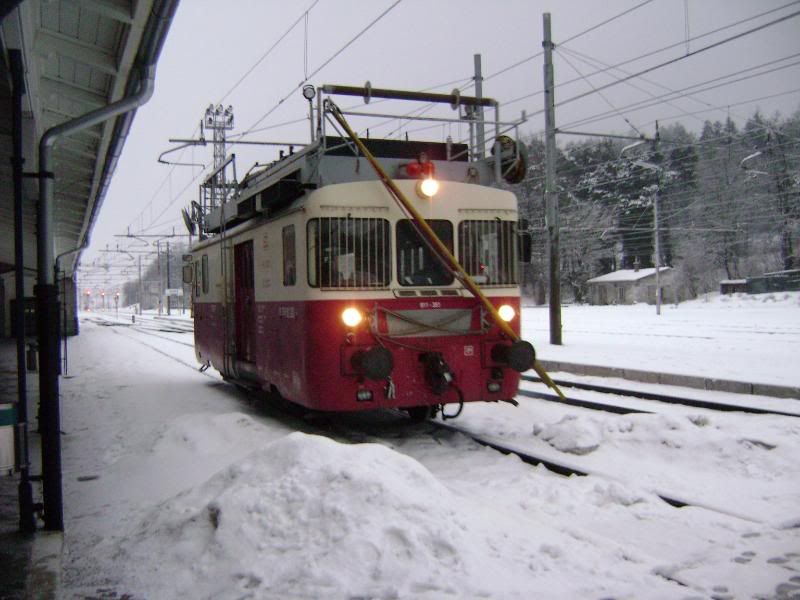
[458,220,519,285]
[194,261,200,298]
[396,219,454,286]
[201,254,209,294]
[282,225,296,286]
[307,217,391,288]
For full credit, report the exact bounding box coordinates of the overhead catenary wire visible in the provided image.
[218,0,320,105]
[99,2,800,291]
[556,48,644,137]
[556,45,722,129]
[556,55,800,133]
[642,87,800,129]
[502,1,800,109]
[235,0,404,142]
[119,0,323,240]
[549,8,800,116]
[483,0,657,83]
[118,0,404,248]
[357,0,663,141]
[130,1,800,244]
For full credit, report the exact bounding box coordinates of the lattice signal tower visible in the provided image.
[204,104,234,207]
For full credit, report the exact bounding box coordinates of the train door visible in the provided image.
[234,240,256,363]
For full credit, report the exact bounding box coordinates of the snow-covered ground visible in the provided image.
[523,291,800,388]
[58,293,800,599]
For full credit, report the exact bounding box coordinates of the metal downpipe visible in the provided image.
[36,65,156,531]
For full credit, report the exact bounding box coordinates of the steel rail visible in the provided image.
[521,375,800,418]
[431,421,764,523]
[516,387,648,415]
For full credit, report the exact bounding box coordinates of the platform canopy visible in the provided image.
[0,0,179,279]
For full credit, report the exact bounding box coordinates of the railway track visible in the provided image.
[520,374,800,418]
[425,420,765,524]
[313,410,768,525]
[84,313,798,417]
[85,315,789,524]
[86,317,772,525]
[84,313,195,348]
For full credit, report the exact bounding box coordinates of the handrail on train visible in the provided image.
[321,83,497,108]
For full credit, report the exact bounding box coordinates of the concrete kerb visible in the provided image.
[26,531,62,599]
[753,382,800,399]
[537,360,800,400]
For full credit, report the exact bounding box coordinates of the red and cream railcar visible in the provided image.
[188,86,536,416]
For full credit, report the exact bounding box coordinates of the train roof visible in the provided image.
[203,136,498,234]
[197,84,528,236]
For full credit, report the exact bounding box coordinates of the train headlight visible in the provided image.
[341,307,363,328]
[498,304,516,322]
[416,177,439,199]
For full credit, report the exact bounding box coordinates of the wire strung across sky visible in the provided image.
[123,0,324,240]
[94,1,800,288]
[235,0,404,142]
[125,0,404,238]
[147,2,800,235]
[502,0,800,109]
[546,8,800,117]
[556,56,800,134]
[483,0,657,84]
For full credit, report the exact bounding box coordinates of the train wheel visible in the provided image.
[404,405,437,423]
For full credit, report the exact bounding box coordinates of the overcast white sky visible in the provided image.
[79,0,800,287]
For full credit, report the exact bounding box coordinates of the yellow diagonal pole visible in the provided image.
[326,100,566,401]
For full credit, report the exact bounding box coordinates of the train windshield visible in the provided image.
[397,219,454,286]
[458,220,519,285]
[307,217,391,288]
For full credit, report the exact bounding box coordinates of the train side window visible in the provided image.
[307,217,391,288]
[396,219,454,286]
[282,225,296,286]
[457,220,519,285]
[194,261,200,297]
[201,254,209,294]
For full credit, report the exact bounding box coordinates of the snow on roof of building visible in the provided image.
[587,267,670,284]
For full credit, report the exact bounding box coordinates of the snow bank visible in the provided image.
[117,432,491,599]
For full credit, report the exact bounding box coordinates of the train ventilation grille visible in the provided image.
[392,289,462,298]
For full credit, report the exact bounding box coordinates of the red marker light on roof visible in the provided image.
[401,161,435,179]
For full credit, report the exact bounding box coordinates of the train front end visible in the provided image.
[298,178,533,415]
